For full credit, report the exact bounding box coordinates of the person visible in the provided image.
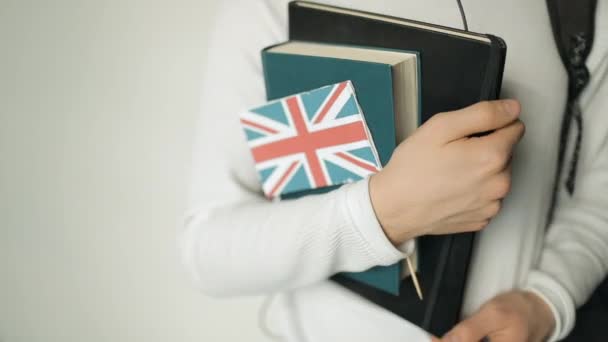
[179,1,608,341]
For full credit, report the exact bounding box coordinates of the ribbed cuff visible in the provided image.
[524,270,576,341]
[343,177,410,265]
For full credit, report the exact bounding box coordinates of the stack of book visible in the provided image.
[240,1,506,336]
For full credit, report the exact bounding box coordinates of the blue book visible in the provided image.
[261,41,421,295]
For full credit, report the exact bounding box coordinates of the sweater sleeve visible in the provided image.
[178,1,407,297]
[523,12,608,340]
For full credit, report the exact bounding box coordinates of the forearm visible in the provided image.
[524,198,608,341]
[179,178,404,296]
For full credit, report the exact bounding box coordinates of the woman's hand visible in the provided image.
[370,100,524,244]
[440,290,555,342]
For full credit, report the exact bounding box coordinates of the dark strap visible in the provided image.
[545,3,608,340]
[546,0,597,224]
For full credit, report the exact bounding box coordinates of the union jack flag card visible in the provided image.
[240,81,381,199]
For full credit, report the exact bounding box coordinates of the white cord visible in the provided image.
[258,294,286,341]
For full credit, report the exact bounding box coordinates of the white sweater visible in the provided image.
[179,1,608,341]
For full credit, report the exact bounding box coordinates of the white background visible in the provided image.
[0,1,271,341]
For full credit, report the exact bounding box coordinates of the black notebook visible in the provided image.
[288,1,506,335]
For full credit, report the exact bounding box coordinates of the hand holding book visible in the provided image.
[370,99,523,244]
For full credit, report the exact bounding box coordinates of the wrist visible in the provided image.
[524,290,556,341]
[369,172,417,245]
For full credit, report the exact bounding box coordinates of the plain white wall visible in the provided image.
[0,1,271,341]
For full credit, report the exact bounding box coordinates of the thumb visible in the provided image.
[430,99,521,143]
[441,307,498,342]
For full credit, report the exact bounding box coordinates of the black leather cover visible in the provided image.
[288,1,506,335]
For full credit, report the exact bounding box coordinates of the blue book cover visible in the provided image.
[261,41,420,295]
